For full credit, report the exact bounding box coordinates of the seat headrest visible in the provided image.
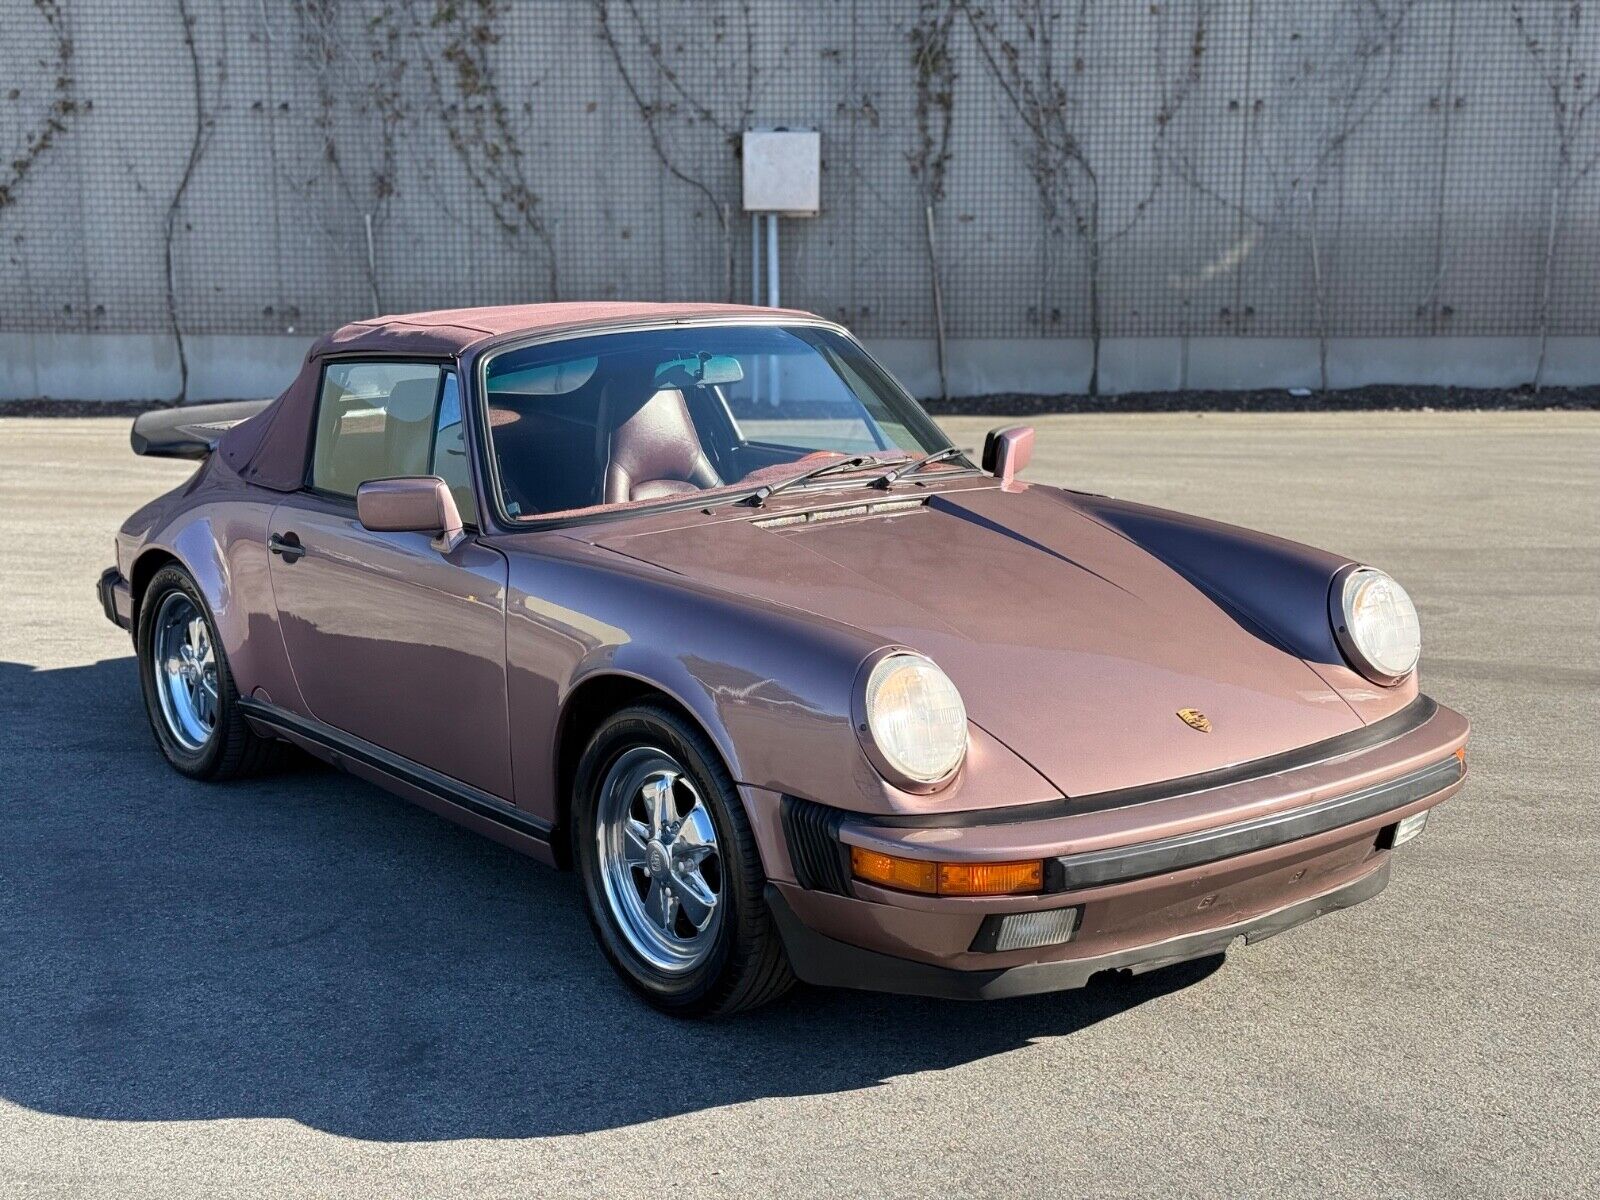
[386,376,439,423]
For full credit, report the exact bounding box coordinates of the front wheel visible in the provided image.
[571,705,795,1016]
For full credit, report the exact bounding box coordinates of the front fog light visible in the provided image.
[1392,809,1429,845]
[1380,809,1429,849]
[971,907,1080,953]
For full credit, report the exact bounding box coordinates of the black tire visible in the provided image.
[136,564,281,781]
[571,704,795,1017]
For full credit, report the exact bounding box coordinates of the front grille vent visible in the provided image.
[753,497,926,530]
[780,795,853,894]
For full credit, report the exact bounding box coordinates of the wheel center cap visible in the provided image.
[646,841,669,877]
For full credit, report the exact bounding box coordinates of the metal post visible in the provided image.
[751,213,762,308]
[765,213,780,308]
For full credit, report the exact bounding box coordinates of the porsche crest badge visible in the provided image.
[1177,708,1212,733]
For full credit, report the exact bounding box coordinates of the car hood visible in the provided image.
[587,484,1362,797]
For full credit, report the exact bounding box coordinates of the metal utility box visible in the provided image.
[742,130,821,217]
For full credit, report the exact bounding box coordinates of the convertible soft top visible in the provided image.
[215,301,809,493]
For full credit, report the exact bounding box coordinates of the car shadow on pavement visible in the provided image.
[0,658,1221,1142]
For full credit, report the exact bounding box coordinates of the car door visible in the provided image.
[265,360,513,799]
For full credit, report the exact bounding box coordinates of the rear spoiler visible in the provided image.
[130,399,272,460]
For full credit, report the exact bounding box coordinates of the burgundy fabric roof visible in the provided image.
[320,302,813,356]
[217,302,816,493]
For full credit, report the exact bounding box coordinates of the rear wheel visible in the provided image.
[572,704,795,1016]
[137,564,280,780]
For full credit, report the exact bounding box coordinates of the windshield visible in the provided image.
[480,323,958,520]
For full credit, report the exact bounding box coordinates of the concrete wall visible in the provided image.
[2,0,1597,400]
[9,331,1600,403]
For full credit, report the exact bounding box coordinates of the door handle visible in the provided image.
[268,532,304,562]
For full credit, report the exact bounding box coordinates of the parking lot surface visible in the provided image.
[1,412,1595,1198]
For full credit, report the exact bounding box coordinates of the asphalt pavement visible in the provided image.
[0,412,1594,1198]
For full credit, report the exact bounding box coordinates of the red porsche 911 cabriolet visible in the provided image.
[101,303,1468,1015]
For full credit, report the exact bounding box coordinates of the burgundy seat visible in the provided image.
[597,372,723,504]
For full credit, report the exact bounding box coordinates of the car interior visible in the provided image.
[486,350,830,517]
[309,330,939,524]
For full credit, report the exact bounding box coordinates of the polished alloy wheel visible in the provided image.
[595,745,724,973]
[152,591,219,752]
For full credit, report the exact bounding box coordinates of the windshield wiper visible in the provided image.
[869,446,967,489]
[730,454,898,508]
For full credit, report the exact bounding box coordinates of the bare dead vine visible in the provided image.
[165,0,226,405]
[416,0,559,299]
[592,0,756,303]
[283,0,407,316]
[0,0,82,215]
[909,0,960,400]
[1511,1,1600,389]
[963,0,1212,394]
[1164,0,1411,391]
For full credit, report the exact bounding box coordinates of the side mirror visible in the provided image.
[357,477,465,551]
[982,425,1035,486]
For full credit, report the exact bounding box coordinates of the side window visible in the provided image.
[429,372,478,526]
[311,362,445,497]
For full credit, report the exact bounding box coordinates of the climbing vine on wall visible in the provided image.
[964,0,1212,394]
[283,0,408,316]
[908,0,959,398]
[592,0,757,303]
[0,0,82,214]
[1511,0,1600,389]
[418,0,560,299]
[1163,0,1411,391]
[164,0,226,403]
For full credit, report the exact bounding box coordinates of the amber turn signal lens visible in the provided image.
[850,847,939,894]
[937,859,1045,896]
[849,847,1044,897]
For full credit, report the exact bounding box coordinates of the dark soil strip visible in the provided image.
[3,384,1598,419]
[922,385,1600,416]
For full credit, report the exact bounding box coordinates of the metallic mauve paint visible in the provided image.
[267,491,513,799]
[112,304,1469,992]
[587,481,1377,798]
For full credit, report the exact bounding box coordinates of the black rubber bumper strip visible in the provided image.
[1045,753,1461,891]
[98,567,129,629]
[765,860,1392,1001]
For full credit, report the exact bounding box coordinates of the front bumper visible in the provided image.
[98,566,132,630]
[763,695,1467,996]
[768,859,1392,1001]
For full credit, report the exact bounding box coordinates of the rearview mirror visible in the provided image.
[357,477,464,551]
[982,425,1035,487]
[698,354,744,386]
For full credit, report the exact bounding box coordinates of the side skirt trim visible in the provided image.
[238,698,554,844]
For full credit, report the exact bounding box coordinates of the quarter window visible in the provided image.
[310,362,477,525]
[429,372,478,525]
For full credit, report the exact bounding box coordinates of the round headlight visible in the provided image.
[1336,567,1421,682]
[861,653,968,787]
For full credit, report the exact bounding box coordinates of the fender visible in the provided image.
[1070,491,1418,723]
[1071,492,1348,662]
[501,535,1057,829]
[127,458,303,713]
